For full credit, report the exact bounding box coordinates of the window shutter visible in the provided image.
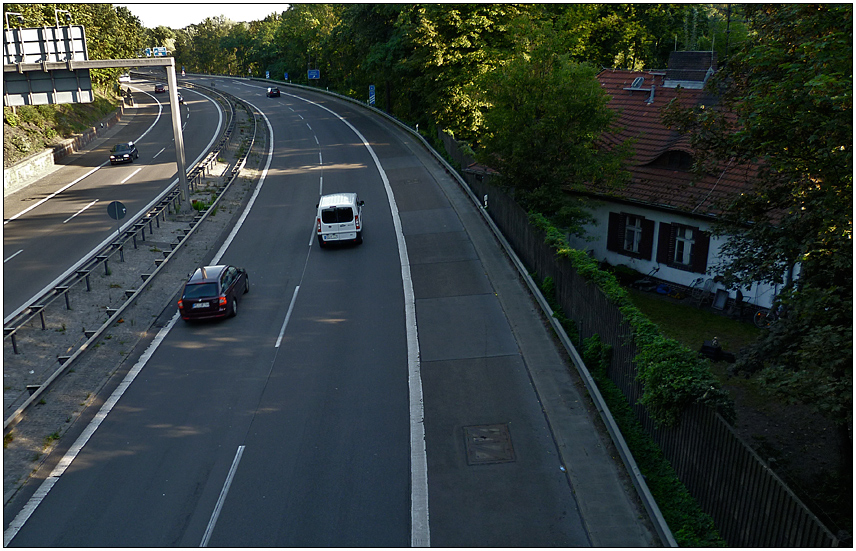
[691,229,710,273]
[639,218,655,260]
[606,212,622,253]
[657,222,672,264]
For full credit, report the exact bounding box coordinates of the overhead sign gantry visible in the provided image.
[3,10,190,205]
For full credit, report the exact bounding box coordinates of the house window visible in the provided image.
[607,212,654,260]
[657,222,710,273]
[673,226,694,265]
[624,215,643,253]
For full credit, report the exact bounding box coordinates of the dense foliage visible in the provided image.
[3,3,145,87]
[529,212,735,426]
[582,335,724,547]
[662,4,852,477]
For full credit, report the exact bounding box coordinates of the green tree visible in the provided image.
[475,23,631,234]
[3,3,144,86]
[663,4,852,478]
[395,4,534,139]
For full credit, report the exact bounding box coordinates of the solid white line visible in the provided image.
[275,286,300,348]
[120,167,143,185]
[63,199,99,224]
[4,90,223,327]
[211,99,274,264]
[154,147,166,158]
[4,249,23,263]
[4,165,102,224]
[3,312,181,547]
[288,92,430,546]
[200,445,245,547]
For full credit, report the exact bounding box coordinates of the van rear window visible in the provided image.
[321,207,354,224]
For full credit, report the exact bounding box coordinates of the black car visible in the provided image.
[109,142,139,164]
[266,87,280,97]
[178,265,249,321]
[154,83,166,93]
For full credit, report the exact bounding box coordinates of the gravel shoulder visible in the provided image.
[3,106,265,505]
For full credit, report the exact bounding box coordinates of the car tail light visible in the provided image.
[177,299,183,310]
[355,214,360,230]
[219,296,227,306]
[316,218,321,232]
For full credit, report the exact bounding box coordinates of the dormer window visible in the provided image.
[652,150,693,170]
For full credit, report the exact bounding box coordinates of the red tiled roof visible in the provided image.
[593,68,756,216]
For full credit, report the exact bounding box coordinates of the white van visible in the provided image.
[316,193,364,247]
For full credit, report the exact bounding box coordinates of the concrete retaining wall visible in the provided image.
[4,104,124,197]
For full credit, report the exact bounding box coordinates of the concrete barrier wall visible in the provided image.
[4,105,124,197]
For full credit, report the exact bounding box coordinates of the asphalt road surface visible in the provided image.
[3,82,223,320]
[4,78,652,547]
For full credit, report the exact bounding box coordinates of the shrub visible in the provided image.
[582,334,725,546]
[528,210,734,426]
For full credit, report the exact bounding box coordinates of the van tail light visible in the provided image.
[219,296,228,306]
[177,299,183,310]
[355,214,360,230]
[316,217,321,233]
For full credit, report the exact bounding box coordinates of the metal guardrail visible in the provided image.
[3,84,264,432]
[241,76,677,546]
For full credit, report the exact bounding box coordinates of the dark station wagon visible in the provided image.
[177,265,249,321]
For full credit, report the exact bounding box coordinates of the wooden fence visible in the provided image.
[441,131,841,547]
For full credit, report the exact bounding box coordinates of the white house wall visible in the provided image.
[568,200,779,309]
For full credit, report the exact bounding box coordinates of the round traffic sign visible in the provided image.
[107,201,127,221]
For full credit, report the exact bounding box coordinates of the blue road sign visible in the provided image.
[308,69,320,80]
[369,84,375,106]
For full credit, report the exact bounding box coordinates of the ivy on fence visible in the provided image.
[528,211,735,426]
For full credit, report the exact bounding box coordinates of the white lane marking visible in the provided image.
[4,166,102,224]
[3,312,181,547]
[314,135,319,145]
[4,88,163,226]
[319,151,322,165]
[154,147,166,158]
[275,286,300,348]
[4,249,23,263]
[120,167,143,184]
[200,445,245,547]
[3,93,235,543]
[210,99,273,265]
[319,176,323,196]
[288,92,430,546]
[63,199,99,224]
[4,89,223,326]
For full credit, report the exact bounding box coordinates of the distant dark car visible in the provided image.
[109,142,138,164]
[154,83,166,93]
[266,87,280,97]
[178,265,249,321]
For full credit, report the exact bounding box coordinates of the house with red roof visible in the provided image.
[567,51,778,309]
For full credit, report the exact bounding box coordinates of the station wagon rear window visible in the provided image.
[321,207,354,224]
[183,282,218,298]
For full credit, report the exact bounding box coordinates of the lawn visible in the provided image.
[625,288,761,356]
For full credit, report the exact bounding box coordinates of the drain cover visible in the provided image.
[463,424,515,465]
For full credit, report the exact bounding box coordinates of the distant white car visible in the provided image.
[315,193,364,247]
[119,73,131,82]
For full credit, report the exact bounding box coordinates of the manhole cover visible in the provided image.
[463,424,515,465]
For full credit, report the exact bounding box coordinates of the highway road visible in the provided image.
[2,80,223,321]
[4,79,608,546]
